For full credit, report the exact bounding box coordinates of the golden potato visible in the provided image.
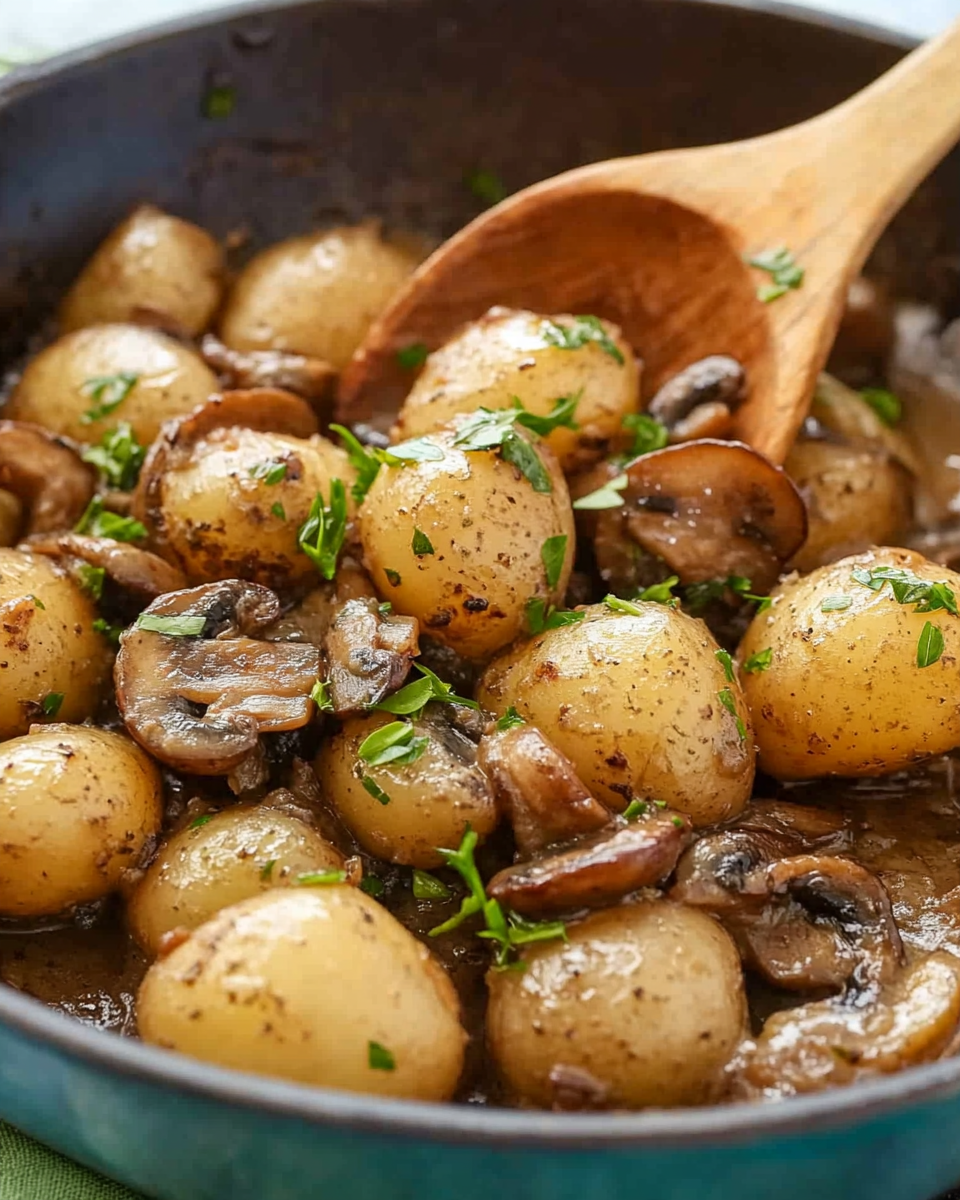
[316,707,498,868]
[0,548,111,740]
[138,887,466,1100]
[358,425,575,661]
[787,439,913,572]
[394,308,640,472]
[141,427,355,588]
[487,901,746,1109]
[477,602,753,824]
[740,548,960,779]
[220,223,418,369]
[127,806,346,957]
[7,325,218,446]
[0,725,163,917]
[59,205,225,337]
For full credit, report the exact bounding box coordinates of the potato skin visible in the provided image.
[0,725,163,917]
[393,308,640,473]
[316,709,498,867]
[787,439,913,572]
[0,549,111,740]
[7,325,218,446]
[740,548,960,779]
[487,901,747,1109]
[146,428,355,587]
[358,426,575,662]
[59,205,225,337]
[220,224,418,370]
[477,603,753,824]
[127,806,346,957]
[138,887,466,1100]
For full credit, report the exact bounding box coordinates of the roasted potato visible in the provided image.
[0,725,163,917]
[220,223,419,370]
[127,806,346,957]
[477,602,753,824]
[59,205,225,337]
[739,548,960,778]
[487,901,747,1108]
[138,887,466,1100]
[393,308,640,472]
[358,424,575,662]
[0,548,111,740]
[7,325,218,446]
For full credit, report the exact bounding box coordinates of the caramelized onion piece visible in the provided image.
[0,420,95,535]
[324,597,419,715]
[477,725,611,858]
[487,812,692,916]
[201,334,335,404]
[115,580,321,775]
[25,533,187,599]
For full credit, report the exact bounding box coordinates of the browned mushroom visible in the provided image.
[0,420,95,536]
[115,580,321,775]
[579,440,807,596]
[324,596,419,715]
[647,355,746,444]
[201,334,336,406]
[25,533,187,600]
[728,951,960,1100]
[488,811,692,916]
[477,725,612,858]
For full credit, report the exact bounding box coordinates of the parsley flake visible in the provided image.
[294,870,348,887]
[540,534,568,591]
[40,692,64,718]
[452,395,579,494]
[362,776,392,805]
[572,472,628,510]
[851,566,957,615]
[360,875,385,897]
[81,421,145,490]
[917,620,945,668]
[92,617,123,645]
[717,687,747,742]
[76,564,105,602]
[376,663,478,717]
[412,528,435,556]
[74,497,147,543]
[136,613,207,637]
[189,814,213,830]
[541,315,625,365]
[358,721,430,768]
[80,373,139,424]
[637,576,680,606]
[821,595,853,612]
[622,412,669,459]
[384,568,402,587]
[715,648,736,683]
[203,82,235,119]
[271,502,286,520]
[412,869,451,900]
[860,388,902,426]
[465,168,507,206]
[743,647,773,674]
[249,460,287,485]
[28,595,45,610]
[260,859,276,881]
[623,798,647,821]
[368,1041,396,1071]
[746,246,805,303]
[525,598,585,635]
[298,480,347,581]
[495,706,525,732]
[310,680,334,712]
[684,575,772,614]
[397,343,429,370]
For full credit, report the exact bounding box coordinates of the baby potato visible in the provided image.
[7,325,218,446]
[740,548,960,779]
[358,426,575,661]
[487,901,747,1109]
[220,223,419,370]
[127,806,345,957]
[477,602,753,824]
[0,548,111,740]
[59,205,225,337]
[787,438,913,572]
[393,308,640,473]
[0,725,163,917]
[316,707,498,868]
[138,887,466,1100]
[141,427,355,588]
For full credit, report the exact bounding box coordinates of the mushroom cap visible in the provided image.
[0,420,95,536]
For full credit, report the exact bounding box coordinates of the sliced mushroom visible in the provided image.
[115,580,321,775]
[0,420,95,535]
[477,725,612,858]
[487,811,692,916]
[648,355,746,445]
[201,334,336,405]
[585,440,807,596]
[0,490,23,547]
[323,597,419,715]
[25,533,187,600]
[728,952,960,1099]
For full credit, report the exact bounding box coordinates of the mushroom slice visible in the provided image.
[25,533,187,600]
[596,440,807,595]
[487,811,692,916]
[647,355,746,444]
[477,725,612,858]
[201,335,335,404]
[0,420,95,535]
[115,580,321,775]
[728,952,960,1099]
[323,596,419,715]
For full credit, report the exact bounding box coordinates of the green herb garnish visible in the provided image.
[821,595,853,612]
[92,617,123,645]
[294,870,348,887]
[917,620,945,668]
[860,388,902,426]
[540,534,568,591]
[637,576,680,607]
[412,528,435,556]
[376,662,478,717]
[76,564,105,602]
[260,859,276,881]
[715,648,735,683]
[717,688,746,742]
[40,692,64,718]
[412,870,451,900]
[746,246,804,303]
[368,1041,396,1071]
[271,502,286,520]
[384,568,402,587]
[28,595,45,611]
[495,706,525,732]
[743,647,773,674]
[74,497,147,543]
[524,598,585,635]
[397,343,429,370]
[298,480,347,581]
[603,594,644,616]
[81,421,145,490]
[623,798,647,821]
[136,612,207,637]
[622,412,669,459]
[203,83,235,119]
[360,875,384,897]
[541,315,625,365]
[684,575,772,614]
[310,680,334,712]
[80,373,139,424]
[362,776,392,805]
[249,460,287,485]
[189,814,213,830]
[851,566,957,614]
[572,472,628,510]
[358,721,429,768]
[465,168,507,206]
[452,395,579,494]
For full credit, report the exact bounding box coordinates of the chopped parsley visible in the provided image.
[412,869,451,900]
[28,595,45,611]
[136,612,207,637]
[850,566,958,615]
[397,343,429,370]
[203,82,236,119]
[429,827,567,969]
[717,687,746,742]
[249,460,287,485]
[603,594,644,616]
[742,647,773,674]
[637,576,680,606]
[495,706,525,732]
[293,870,348,887]
[74,497,147,543]
[76,564,105,602]
[362,776,392,805]
[917,620,945,668]
[684,575,772,614]
[376,662,478,717]
[189,814,213,830]
[378,602,393,616]
[860,388,902,427]
[40,692,64,718]
[821,595,853,612]
[715,648,735,683]
[368,1041,396,1071]
[359,875,385,897]
[310,679,334,712]
[80,373,139,424]
[412,528,435,556]
[465,168,507,206]
[271,502,286,520]
[298,480,347,581]
[452,395,580,494]
[622,412,669,459]
[540,534,568,591]
[745,246,805,303]
[572,472,628,510]
[92,617,123,645]
[260,859,276,881]
[525,598,585,635]
[358,721,429,768]
[541,315,625,365]
[330,424,447,505]
[384,568,402,587]
[623,798,647,821]
[81,421,145,490]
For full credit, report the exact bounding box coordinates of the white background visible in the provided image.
[0,0,958,56]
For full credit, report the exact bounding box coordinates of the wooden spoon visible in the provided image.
[338,18,960,464]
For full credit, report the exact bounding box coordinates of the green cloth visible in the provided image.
[0,1123,142,1199]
